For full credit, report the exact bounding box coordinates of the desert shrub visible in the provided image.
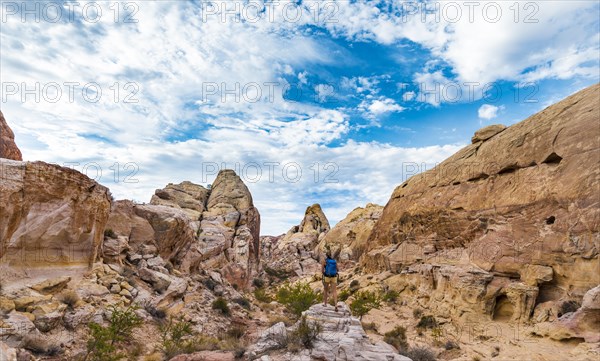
[381,289,400,303]
[413,308,423,319]
[349,280,360,290]
[362,321,378,332]
[291,316,322,349]
[226,324,246,339]
[417,315,438,329]
[383,326,408,351]
[217,335,246,359]
[233,297,251,310]
[350,290,381,319]
[338,288,352,301]
[265,266,290,280]
[194,335,220,351]
[21,335,61,356]
[86,305,143,361]
[254,288,273,303]
[558,300,580,317]
[57,290,80,309]
[444,340,460,350]
[276,282,321,318]
[159,317,196,359]
[104,228,117,238]
[431,326,443,342]
[471,356,481,361]
[212,297,230,316]
[252,278,265,288]
[203,278,217,291]
[400,346,437,361]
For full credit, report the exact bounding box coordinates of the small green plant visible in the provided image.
[350,290,381,319]
[338,288,352,301]
[362,321,378,332]
[291,316,322,349]
[104,228,117,238]
[159,317,196,359]
[381,289,399,303]
[383,326,408,352]
[431,326,443,342]
[413,308,423,319]
[252,278,265,288]
[254,288,273,303]
[86,305,143,361]
[57,290,80,309]
[400,346,437,361]
[232,297,251,310]
[276,282,321,318]
[212,297,230,316]
[417,315,438,329]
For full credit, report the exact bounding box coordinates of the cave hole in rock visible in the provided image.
[498,165,519,175]
[535,282,563,306]
[467,173,489,182]
[546,216,556,225]
[542,152,563,165]
[493,295,514,321]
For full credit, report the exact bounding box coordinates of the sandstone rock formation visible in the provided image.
[362,84,600,323]
[261,204,329,279]
[105,170,260,288]
[0,159,111,284]
[317,203,383,262]
[544,285,600,343]
[0,111,22,161]
[248,303,411,360]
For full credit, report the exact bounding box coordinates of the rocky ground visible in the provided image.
[1,84,599,361]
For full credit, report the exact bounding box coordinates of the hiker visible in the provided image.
[322,250,339,311]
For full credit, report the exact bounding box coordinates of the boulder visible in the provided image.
[471,124,506,143]
[317,203,383,261]
[0,160,111,283]
[248,303,411,360]
[364,84,600,322]
[150,181,209,220]
[30,276,71,294]
[0,111,22,161]
[546,285,600,342]
[139,267,172,293]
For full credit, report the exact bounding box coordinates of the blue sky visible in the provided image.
[1,1,599,234]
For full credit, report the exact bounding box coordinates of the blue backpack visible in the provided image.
[324,257,338,277]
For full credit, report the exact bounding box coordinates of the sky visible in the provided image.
[1,0,599,235]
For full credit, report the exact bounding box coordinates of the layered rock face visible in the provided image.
[0,111,22,161]
[317,203,383,262]
[0,160,111,280]
[105,170,260,288]
[262,204,329,278]
[248,303,411,361]
[363,84,600,323]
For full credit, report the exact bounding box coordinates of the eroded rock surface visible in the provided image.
[362,84,600,322]
[0,111,22,161]
[0,160,111,283]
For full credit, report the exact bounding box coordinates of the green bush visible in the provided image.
[383,326,408,351]
[350,290,381,319]
[338,289,352,301]
[276,282,321,318]
[413,308,423,319]
[254,288,273,303]
[417,315,438,329]
[159,317,196,359]
[212,297,230,316]
[252,278,265,288]
[400,346,437,361]
[86,305,143,361]
[292,316,322,349]
[381,289,399,303]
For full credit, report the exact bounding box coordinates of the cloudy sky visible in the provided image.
[1,0,599,234]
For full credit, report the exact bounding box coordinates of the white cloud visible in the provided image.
[402,91,416,101]
[478,104,504,120]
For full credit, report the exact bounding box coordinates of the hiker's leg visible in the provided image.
[333,282,338,306]
[323,281,329,306]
